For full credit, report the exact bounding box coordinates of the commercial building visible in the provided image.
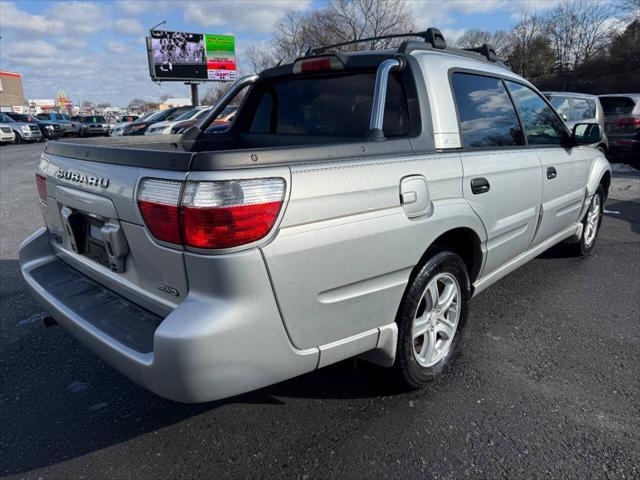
[0,71,26,112]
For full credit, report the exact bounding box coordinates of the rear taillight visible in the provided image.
[137,177,285,249]
[137,179,183,244]
[616,118,640,126]
[36,173,47,204]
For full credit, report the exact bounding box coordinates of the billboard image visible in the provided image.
[148,30,236,82]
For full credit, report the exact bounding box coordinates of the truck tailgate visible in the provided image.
[37,152,189,315]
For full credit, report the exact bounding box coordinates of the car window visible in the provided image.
[36,114,49,120]
[571,98,595,121]
[599,96,636,115]
[549,96,570,120]
[451,73,524,148]
[245,72,409,137]
[505,81,566,145]
[174,108,200,121]
[83,116,106,123]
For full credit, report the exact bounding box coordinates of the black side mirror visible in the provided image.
[572,123,601,144]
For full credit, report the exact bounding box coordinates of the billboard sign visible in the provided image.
[148,30,236,82]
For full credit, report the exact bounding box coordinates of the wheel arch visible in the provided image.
[409,225,484,290]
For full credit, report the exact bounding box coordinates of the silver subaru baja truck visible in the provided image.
[19,29,610,403]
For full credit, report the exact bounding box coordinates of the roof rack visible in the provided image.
[305,27,502,66]
[306,27,447,56]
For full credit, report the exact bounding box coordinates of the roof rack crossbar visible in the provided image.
[462,44,498,62]
[306,27,446,56]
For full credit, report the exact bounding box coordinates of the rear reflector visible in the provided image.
[137,177,285,249]
[137,179,183,244]
[36,173,47,204]
[293,56,345,74]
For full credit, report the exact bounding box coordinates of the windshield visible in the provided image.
[8,113,31,122]
[243,72,409,137]
[600,97,636,115]
[143,110,167,122]
[165,108,191,121]
[56,114,70,121]
[175,108,201,121]
[83,116,106,123]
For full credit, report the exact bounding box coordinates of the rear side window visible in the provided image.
[245,72,409,138]
[505,81,566,145]
[599,96,636,115]
[451,73,524,148]
[549,96,570,119]
[571,98,596,121]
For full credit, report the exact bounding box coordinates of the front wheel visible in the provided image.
[570,185,604,256]
[393,249,470,389]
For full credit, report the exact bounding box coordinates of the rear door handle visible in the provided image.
[470,177,490,195]
[547,167,557,179]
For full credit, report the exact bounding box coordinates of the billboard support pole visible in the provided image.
[189,83,199,106]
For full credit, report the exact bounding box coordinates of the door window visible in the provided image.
[451,73,524,148]
[505,81,566,145]
[571,98,596,121]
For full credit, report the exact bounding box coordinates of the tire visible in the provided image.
[570,185,604,256]
[393,248,471,389]
[13,133,23,144]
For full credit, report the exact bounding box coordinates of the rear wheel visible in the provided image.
[570,185,604,256]
[393,249,470,389]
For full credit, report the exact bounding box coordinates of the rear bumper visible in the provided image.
[19,228,318,402]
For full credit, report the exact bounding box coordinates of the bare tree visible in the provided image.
[245,44,277,73]
[271,0,415,60]
[509,12,548,77]
[545,0,618,72]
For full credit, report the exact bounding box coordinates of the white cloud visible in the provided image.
[114,18,145,34]
[115,0,171,15]
[57,38,89,50]
[0,2,64,35]
[182,0,312,34]
[47,1,110,35]
[106,41,128,54]
[7,41,61,59]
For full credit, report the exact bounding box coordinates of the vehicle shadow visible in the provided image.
[0,258,408,476]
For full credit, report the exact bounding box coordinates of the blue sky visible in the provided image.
[0,0,576,106]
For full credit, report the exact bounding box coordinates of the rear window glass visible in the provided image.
[600,97,636,115]
[451,73,524,148]
[571,98,596,121]
[245,72,409,138]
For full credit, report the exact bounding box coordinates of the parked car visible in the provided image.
[36,113,75,136]
[122,106,192,136]
[212,105,237,125]
[78,115,109,137]
[544,92,609,154]
[0,123,16,144]
[145,107,210,135]
[599,94,640,161]
[0,112,42,143]
[19,29,610,403]
[4,112,62,141]
[107,115,139,135]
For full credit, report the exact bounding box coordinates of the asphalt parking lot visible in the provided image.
[1,142,639,480]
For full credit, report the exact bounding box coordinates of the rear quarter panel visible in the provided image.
[262,152,486,349]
